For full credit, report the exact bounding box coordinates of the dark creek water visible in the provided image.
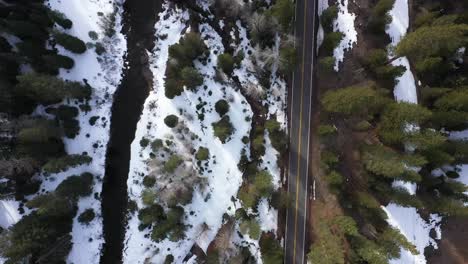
[100,0,161,263]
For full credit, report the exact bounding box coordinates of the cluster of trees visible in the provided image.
[0,172,94,263]
[313,0,468,262]
[137,198,187,243]
[165,32,208,99]
[318,5,342,72]
[0,2,99,263]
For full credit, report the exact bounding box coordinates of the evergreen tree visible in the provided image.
[321,83,388,117]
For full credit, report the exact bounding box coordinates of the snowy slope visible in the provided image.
[42,1,126,263]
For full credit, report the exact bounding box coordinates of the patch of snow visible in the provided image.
[333,0,357,71]
[316,0,329,51]
[257,199,278,233]
[392,57,418,103]
[386,0,417,104]
[449,130,468,140]
[0,200,21,229]
[383,204,441,264]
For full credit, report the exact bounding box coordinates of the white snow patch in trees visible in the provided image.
[383,204,441,264]
[392,57,418,103]
[333,0,357,71]
[317,0,329,51]
[0,200,21,229]
[383,1,444,263]
[386,0,418,104]
[257,198,278,232]
[44,0,126,263]
[450,129,468,140]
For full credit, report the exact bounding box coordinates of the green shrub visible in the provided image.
[138,203,164,225]
[56,172,94,200]
[320,6,339,32]
[164,255,174,264]
[325,171,343,186]
[143,176,156,187]
[353,120,372,131]
[368,0,395,34]
[253,170,274,197]
[318,124,337,136]
[168,32,208,66]
[43,154,92,174]
[212,116,234,143]
[265,119,288,154]
[4,20,45,40]
[151,206,186,242]
[321,83,388,116]
[15,73,91,105]
[164,115,179,128]
[151,139,163,152]
[218,53,235,75]
[141,189,157,206]
[215,99,230,116]
[88,31,99,40]
[78,208,95,224]
[16,119,65,159]
[319,56,335,73]
[355,192,380,209]
[62,118,80,138]
[164,78,184,99]
[238,184,258,208]
[181,67,203,90]
[269,0,295,31]
[195,147,210,161]
[42,54,75,70]
[321,31,344,56]
[53,31,87,54]
[95,42,106,55]
[240,219,261,239]
[279,43,297,73]
[259,233,283,264]
[55,105,79,120]
[49,10,73,29]
[164,155,183,173]
[140,137,150,148]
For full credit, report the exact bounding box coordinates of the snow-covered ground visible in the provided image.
[123,4,253,263]
[383,205,441,264]
[47,1,126,262]
[0,1,126,263]
[333,0,357,71]
[123,1,286,262]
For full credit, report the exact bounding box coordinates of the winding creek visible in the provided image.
[100,1,161,263]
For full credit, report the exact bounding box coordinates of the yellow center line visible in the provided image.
[293,0,308,263]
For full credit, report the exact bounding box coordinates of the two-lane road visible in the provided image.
[284,0,317,263]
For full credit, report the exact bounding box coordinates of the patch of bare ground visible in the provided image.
[308,0,382,244]
[427,217,468,264]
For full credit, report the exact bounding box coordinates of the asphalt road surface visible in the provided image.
[284,0,317,263]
